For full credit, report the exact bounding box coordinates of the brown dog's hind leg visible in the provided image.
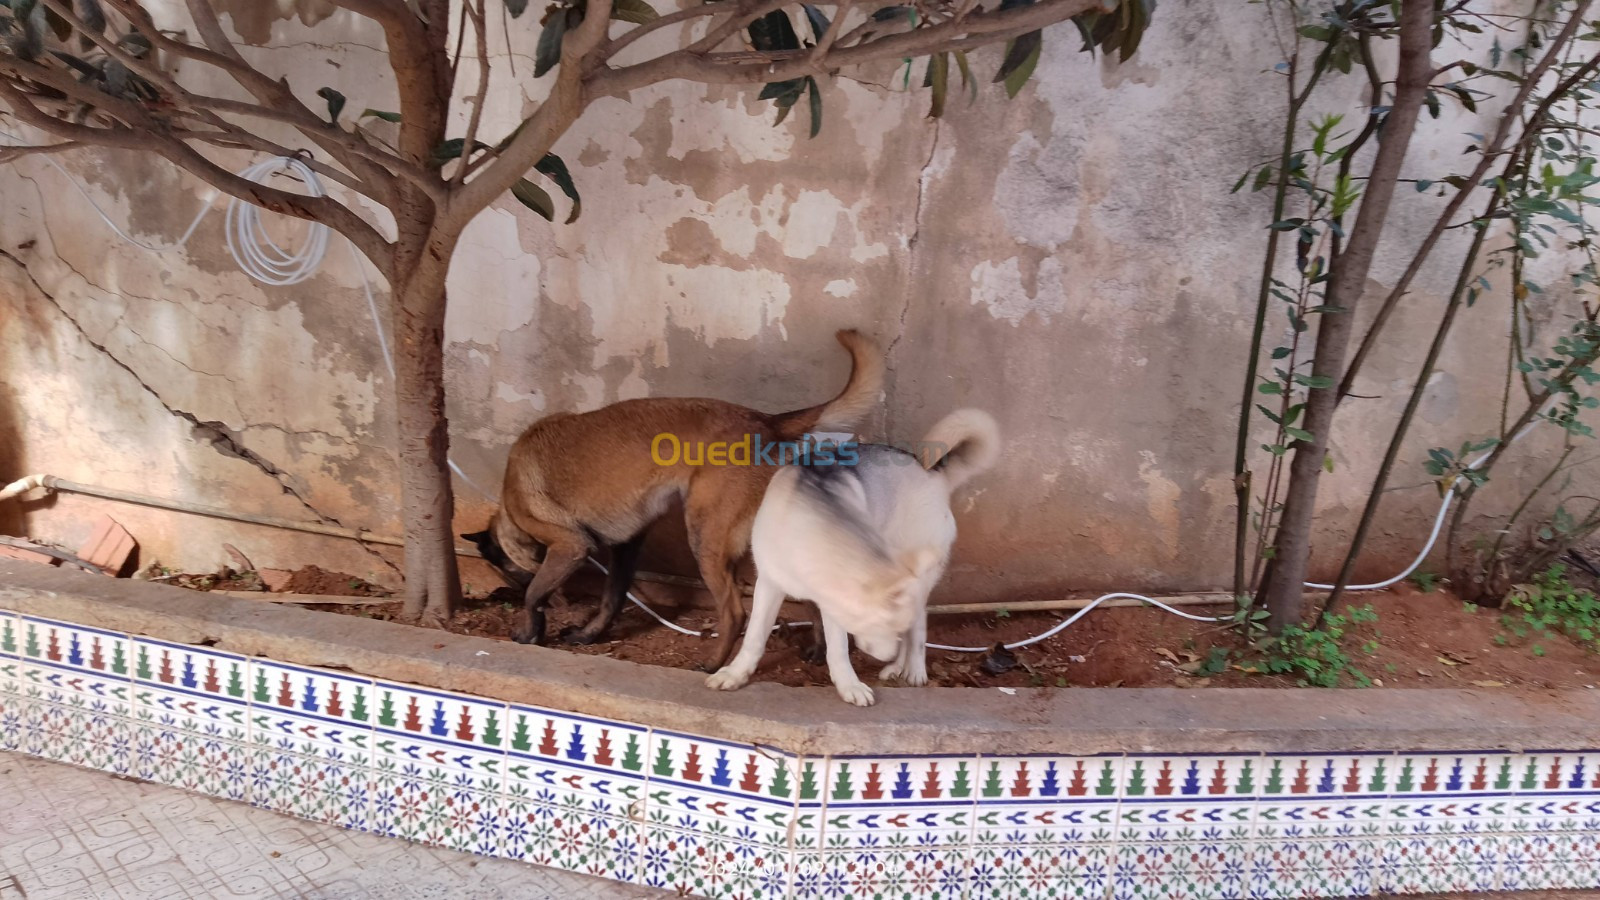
[685,485,759,672]
[799,603,828,665]
[510,535,590,645]
[562,534,644,645]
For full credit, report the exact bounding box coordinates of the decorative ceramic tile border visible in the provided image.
[1,610,1598,899]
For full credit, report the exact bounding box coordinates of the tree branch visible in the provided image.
[453,0,492,186]
[0,140,82,164]
[1337,5,1599,402]
[447,0,613,224]
[161,0,409,198]
[0,80,394,277]
[812,0,858,61]
[601,1,737,61]
[169,126,374,196]
[590,0,1102,96]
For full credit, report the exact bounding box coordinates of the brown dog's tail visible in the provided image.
[920,408,1001,491]
[771,329,884,439]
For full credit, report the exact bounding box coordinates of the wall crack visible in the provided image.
[0,248,406,564]
[884,119,941,435]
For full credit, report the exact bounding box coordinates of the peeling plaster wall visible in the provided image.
[0,0,1592,600]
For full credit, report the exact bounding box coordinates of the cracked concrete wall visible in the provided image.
[0,0,1592,600]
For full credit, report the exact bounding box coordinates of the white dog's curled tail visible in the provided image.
[919,409,1000,491]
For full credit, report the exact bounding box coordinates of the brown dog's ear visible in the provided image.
[460,530,489,543]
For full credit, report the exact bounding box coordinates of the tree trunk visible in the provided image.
[393,239,462,623]
[1256,0,1434,630]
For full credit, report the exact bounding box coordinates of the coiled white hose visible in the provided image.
[1,139,1544,653]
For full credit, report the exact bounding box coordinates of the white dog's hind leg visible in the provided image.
[822,612,875,706]
[706,576,784,691]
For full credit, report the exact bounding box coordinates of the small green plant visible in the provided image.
[1502,564,1600,654]
[1411,571,1440,593]
[1259,604,1379,687]
[1229,595,1272,641]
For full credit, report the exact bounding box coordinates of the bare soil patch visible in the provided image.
[163,564,1600,691]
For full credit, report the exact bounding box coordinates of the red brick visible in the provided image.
[77,514,136,575]
[260,568,294,592]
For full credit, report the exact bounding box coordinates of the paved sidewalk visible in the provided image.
[0,752,669,899]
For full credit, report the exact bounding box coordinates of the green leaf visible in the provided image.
[535,9,568,77]
[610,0,658,25]
[953,49,977,104]
[534,152,581,223]
[118,30,151,59]
[1284,426,1314,442]
[48,49,99,76]
[316,86,346,124]
[1258,382,1284,396]
[1252,165,1273,192]
[927,52,948,119]
[802,4,830,41]
[995,30,1042,98]
[1292,373,1335,389]
[431,137,493,165]
[747,8,800,53]
[805,76,822,138]
[361,109,402,123]
[511,178,556,221]
[505,0,529,15]
[758,78,804,101]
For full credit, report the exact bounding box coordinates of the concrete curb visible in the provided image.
[3,558,1597,756]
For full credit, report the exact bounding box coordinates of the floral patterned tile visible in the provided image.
[514,809,640,886]
[1375,829,1504,894]
[1250,836,1378,899]
[1112,827,1252,900]
[968,840,1115,899]
[814,844,971,900]
[638,822,789,899]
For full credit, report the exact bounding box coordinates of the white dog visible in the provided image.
[707,409,999,706]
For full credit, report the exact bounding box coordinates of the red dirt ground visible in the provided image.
[166,564,1600,691]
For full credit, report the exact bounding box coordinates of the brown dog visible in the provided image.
[462,330,883,669]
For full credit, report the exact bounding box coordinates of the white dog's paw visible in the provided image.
[706,666,751,692]
[835,680,876,707]
[879,662,928,686]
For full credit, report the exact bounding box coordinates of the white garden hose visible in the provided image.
[0,140,1546,652]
